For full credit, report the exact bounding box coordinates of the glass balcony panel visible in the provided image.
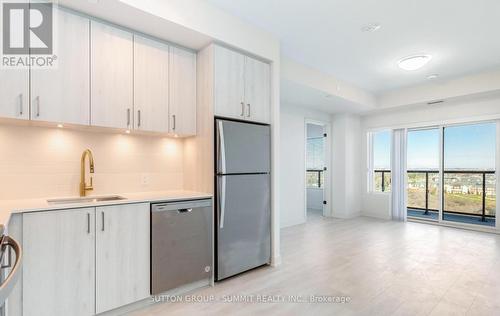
[443,173,483,215]
[407,173,426,209]
[428,173,440,210]
[486,173,496,216]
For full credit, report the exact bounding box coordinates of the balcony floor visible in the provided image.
[407,208,495,227]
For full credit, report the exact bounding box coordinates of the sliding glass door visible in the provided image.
[443,123,496,226]
[406,122,497,227]
[407,128,440,221]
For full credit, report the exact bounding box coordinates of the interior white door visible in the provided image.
[214,45,245,120]
[134,34,169,133]
[0,69,28,120]
[31,8,90,125]
[169,46,197,136]
[22,208,95,316]
[95,203,150,314]
[244,56,271,124]
[91,21,133,129]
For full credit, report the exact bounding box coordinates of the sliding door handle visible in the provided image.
[240,102,245,116]
[127,108,131,127]
[247,103,251,117]
[137,110,141,127]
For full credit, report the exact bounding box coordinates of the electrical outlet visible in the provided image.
[141,174,150,186]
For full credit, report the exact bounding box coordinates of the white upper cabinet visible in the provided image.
[214,45,245,120]
[0,69,29,120]
[134,34,170,133]
[31,9,90,125]
[169,46,197,136]
[95,203,150,314]
[213,45,271,124]
[244,56,271,124]
[91,21,133,129]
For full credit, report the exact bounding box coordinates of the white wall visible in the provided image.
[331,114,362,218]
[307,188,323,210]
[280,105,331,228]
[360,93,500,219]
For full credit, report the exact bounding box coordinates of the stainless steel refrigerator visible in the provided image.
[215,118,271,281]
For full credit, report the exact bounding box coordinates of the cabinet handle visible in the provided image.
[172,115,176,131]
[35,96,40,117]
[101,212,105,232]
[19,94,23,116]
[87,213,90,234]
[137,110,141,127]
[127,108,131,127]
[247,104,251,117]
[240,102,245,116]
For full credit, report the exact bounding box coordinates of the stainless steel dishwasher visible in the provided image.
[151,199,213,295]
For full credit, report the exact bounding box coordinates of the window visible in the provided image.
[443,122,496,226]
[306,135,325,188]
[406,128,440,221]
[370,130,391,192]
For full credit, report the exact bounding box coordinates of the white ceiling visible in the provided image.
[206,0,500,94]
[281,79,372,114]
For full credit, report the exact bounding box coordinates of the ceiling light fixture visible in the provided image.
[57,124,64,128]
[398,55,432,71]
[361,23,381,33]
[427,74,439,80]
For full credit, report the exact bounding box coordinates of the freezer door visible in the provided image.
[217,174,270,280]
[216,119,270,174]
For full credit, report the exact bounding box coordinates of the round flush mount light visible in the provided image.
[427,74,439,80]
[398,55,432,71]
[361,23,381,33]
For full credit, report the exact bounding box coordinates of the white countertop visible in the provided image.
[0,190,212,229]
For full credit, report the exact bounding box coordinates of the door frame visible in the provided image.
[304,119,332,220]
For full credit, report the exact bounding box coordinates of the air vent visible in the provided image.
[427,100,445,105]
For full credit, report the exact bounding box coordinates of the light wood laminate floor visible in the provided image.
[130,215,500,316]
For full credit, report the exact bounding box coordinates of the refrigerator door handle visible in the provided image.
[219,176,226,229]
[218,121,227,174]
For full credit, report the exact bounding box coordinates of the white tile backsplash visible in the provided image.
[0,124,184,199]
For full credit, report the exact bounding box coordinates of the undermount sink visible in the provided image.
[47,195,127,205]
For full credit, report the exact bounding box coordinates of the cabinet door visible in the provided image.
[96,203,150,314]
[31,8,90,125]
[134,35,169,133]
[23,208,95,316]
[91,21,133,129]
[0,69,28,120]
[169,46,196,136]
[244,56,271,124]
[214,45,245,120]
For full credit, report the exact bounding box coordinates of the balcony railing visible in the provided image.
[374,169,391,192]
[407,170,496,222]
[375,169,496,223]
[307,169,324,188]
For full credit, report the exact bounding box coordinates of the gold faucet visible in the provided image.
[80,149,95,197]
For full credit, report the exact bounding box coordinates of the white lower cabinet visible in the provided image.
[21,203,150,316]
[96,203,150,313]
[23,208,95,316]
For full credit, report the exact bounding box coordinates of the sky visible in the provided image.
[373,123,497,170]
